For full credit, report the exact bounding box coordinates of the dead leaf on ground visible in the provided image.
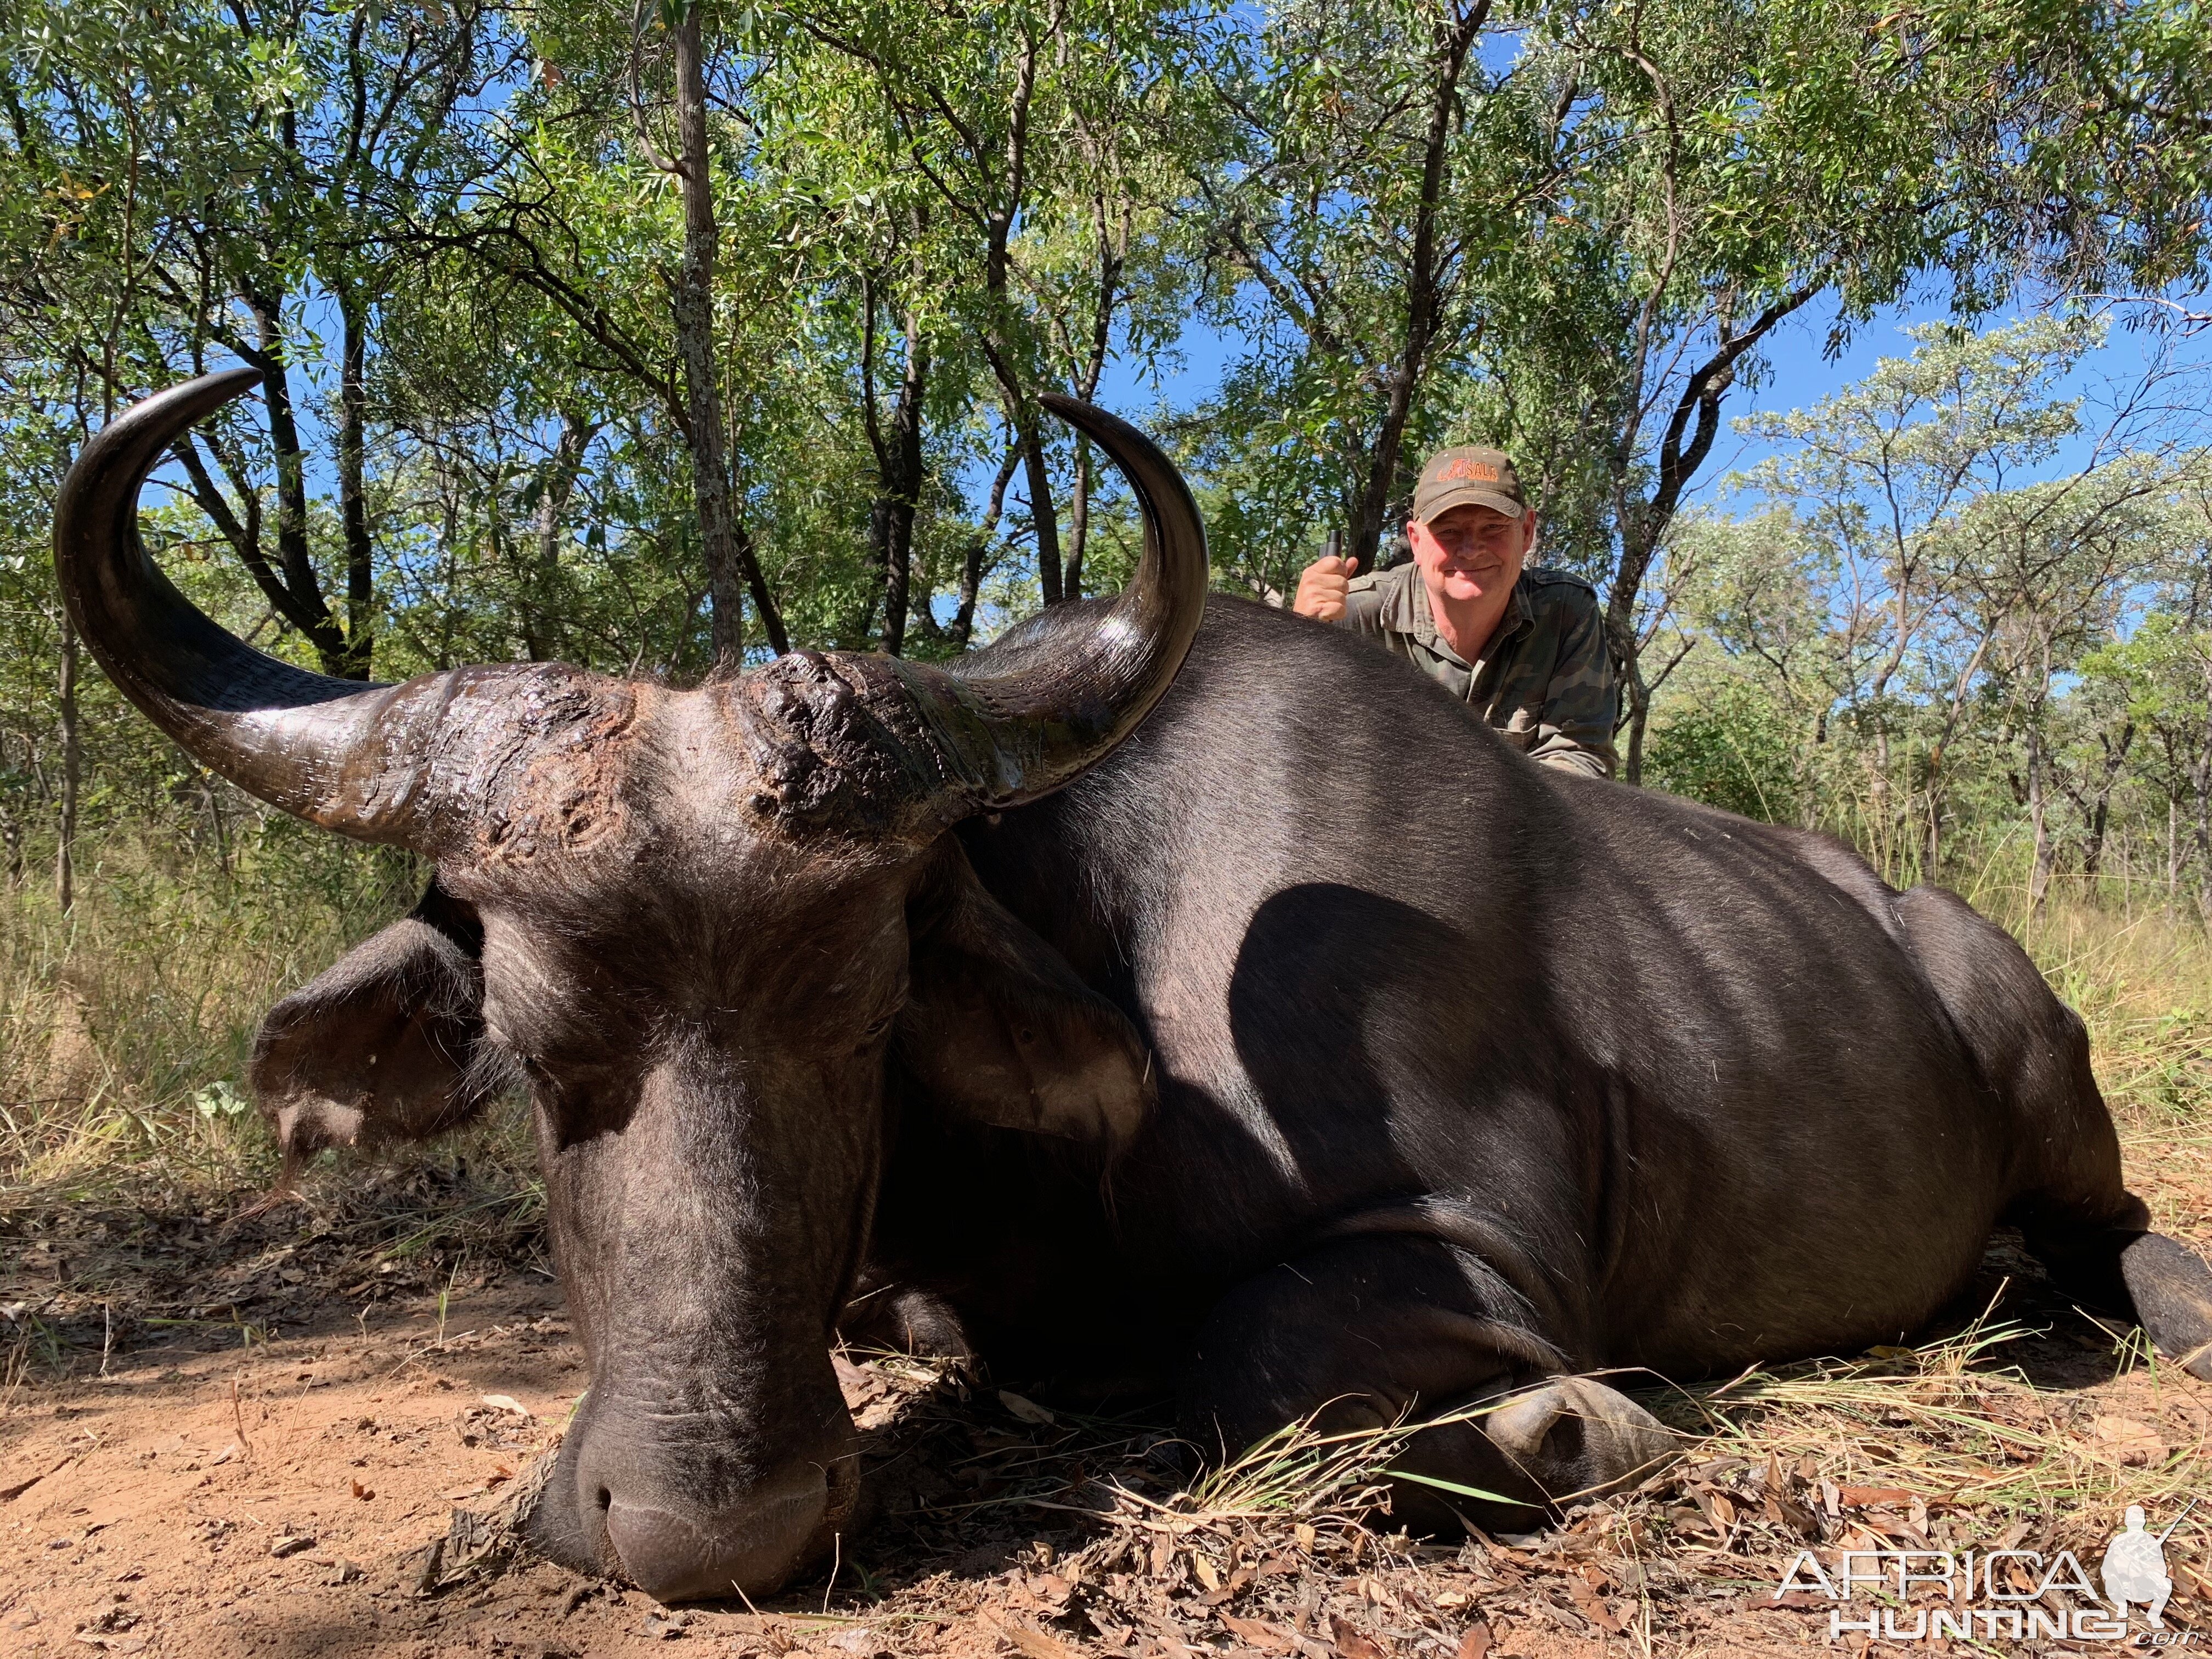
[1456,1622,1493,1659]
[980,1610,1084,1659]
[997,1390,1054,1426]
[1836,1485,1916,1507]
[1329,1613,1389,1659]
[1566,1575,1625,1634]
[1694,1487,1736,1528]
[2092,1415,2167,1466]
[1220,1612,1297,1652]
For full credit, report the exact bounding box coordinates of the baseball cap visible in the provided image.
[1411,445,1526,523]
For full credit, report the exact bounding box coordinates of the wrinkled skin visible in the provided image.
[58,377,2212,1607]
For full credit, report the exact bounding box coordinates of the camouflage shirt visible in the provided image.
[1338,562,1620,777]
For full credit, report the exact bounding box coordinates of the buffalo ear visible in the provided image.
[898,851,1152,1155]
[250,881,491,1175]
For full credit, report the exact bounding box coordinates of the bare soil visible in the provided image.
[4,1166,2210,1658]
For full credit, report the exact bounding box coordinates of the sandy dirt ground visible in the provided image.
[4,1172,2210,1658]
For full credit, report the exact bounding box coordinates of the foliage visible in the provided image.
[0,0,2208,924]
[1643,675,1802,823]
[1650,321,2212,900]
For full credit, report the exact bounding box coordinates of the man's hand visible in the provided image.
[1293,554,1360,623]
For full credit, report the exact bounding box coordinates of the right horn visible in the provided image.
[53,370,496,850]
[895,395,1209,809]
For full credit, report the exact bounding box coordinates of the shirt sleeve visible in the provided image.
[1338,579,1386,639]
[1527,590,1621,778]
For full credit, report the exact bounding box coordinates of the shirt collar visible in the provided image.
[1380,564,1536,670]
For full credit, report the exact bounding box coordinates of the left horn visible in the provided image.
[893,396,1209,808]
[54,370,481,849]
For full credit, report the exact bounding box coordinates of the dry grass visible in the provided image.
[0,818,416,1203]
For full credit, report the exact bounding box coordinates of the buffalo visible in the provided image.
[57,372,2212,1604]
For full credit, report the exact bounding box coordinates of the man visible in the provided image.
[1293,447,1619,777]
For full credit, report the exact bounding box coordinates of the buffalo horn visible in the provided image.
[53,369,478,849]
[891,394,1209,808]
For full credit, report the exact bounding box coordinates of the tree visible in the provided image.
[1191,0,1512,573]
[1707,319,2208,885]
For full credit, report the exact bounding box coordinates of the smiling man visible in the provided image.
[1293,446,1620,777]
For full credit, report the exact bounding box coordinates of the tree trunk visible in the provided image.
[973,22,1062,608]
[864,306,929,655]
[1013,408,1062,605]
[2192,755,2212,906]
[1925,761,1944,883]
[1871,726,1895,865]
[671,5,748,665]
[2027,724,2054,915]
[2078,721,2134,877]
[0,799,21,888]
[55,614,78,914]
[1064,435,1092,603]
[731,518,788,658]
[1599,289,1820,786]
[524,413,592,661]
[1062,200,1121,604]
[2195,665,2212,919]
[1622,663,1653,788]
[1340,2,1486,570]
[336,285,376,680]
[935,442,1020,650]
[247,291,352,675]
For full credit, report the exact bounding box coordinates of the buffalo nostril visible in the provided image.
[602,1476,827,1604]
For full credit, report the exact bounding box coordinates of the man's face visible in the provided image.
[1409,503,1536,608]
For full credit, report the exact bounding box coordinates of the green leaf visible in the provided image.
[1378,1469,1521,1505]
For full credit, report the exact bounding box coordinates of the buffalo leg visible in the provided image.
[2019,1203,2212,1380]
[837,1274,973,1362]
[1179,1237,1674,1532]
[1892,887,2212,1381]
[2121,1233,2212,1379]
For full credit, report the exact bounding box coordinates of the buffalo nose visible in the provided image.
[603,1473,828,1604]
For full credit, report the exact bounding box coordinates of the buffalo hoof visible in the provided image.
[1485,1375,1678,1503]
[2121,1232,2212,1382]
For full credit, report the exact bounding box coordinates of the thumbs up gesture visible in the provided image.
[1293,554,1359,623]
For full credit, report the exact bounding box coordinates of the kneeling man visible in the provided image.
[1294,447,1618,777]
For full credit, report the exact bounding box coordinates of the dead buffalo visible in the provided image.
[57,371,2212,1604]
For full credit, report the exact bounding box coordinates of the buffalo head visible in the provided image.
[53,373,1207,1600]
